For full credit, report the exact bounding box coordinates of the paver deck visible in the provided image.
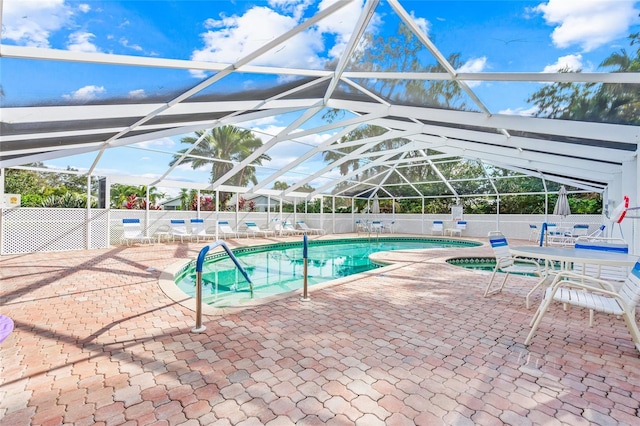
[1,234,639,425]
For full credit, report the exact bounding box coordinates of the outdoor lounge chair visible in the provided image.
[283,221,305,235]
[245,221,275,237]
[296,220,324,235]
[431,220,444,236]
[525,261,640,353]
[190,218,217,242]
[122,218,152,246]
[217,221,247,238]
[484,231,547,304]
[170,219,193,242]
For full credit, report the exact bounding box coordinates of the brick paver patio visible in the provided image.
[1,234,639,425]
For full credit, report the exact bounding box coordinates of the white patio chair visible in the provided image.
[445,220,466,237]
[431,220,444,236]
[369,221,383,234]
[283,221,305,235]
[528,224,539,241]
[525,261,640,353]
[122,218,152,246]
[484,231,549,307]
[296,220,324,235]
[217,221,247,238]
[573,237,630,288]
[245,221,275,237]
[190,218,216,242]
[355,220,369,234]
[170,219,193,243]
[382,221,395,234]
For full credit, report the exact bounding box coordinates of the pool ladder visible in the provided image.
[192,241,252,333]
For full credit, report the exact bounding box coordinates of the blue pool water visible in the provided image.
[175,237,480,307]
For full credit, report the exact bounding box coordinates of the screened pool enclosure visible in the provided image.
[1,0,638,254]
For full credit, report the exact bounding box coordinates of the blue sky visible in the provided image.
[2,0,640,195]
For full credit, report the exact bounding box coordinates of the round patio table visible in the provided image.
[0,315,15,343]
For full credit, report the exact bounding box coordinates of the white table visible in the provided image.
[509,246,639,308]
[510,246,638,267]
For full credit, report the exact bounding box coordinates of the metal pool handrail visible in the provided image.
[192,241,252,333]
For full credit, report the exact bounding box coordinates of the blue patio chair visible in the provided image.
[122,218,152,246]
[431,220,444,236]
[484,231,546,305]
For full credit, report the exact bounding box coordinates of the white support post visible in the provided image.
[145,185,150,237]
[86,175,92,249]
[104,176,111,247]
[197,189,201,218]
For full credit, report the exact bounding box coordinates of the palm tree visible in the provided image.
[170,125,271,208]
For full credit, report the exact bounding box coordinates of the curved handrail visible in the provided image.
[192,240,253,333]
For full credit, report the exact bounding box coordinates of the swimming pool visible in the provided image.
[175,237,480,307]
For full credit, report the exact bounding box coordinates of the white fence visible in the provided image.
[0,207,607,255]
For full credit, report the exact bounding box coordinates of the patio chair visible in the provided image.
[245,221,275,237]
[528,224,539,241]
[217,221,247,238]
[283,221,305,235]
[383,221,395,234]
[484,231,548,304]
[573,237,630,289]
[370,221,383,234]
[445,220,467,237]
[589,224,606,237]
[190,218,216,242]
[355,220,369,234]
[170,219,193,242]
[550,224,590,246]
[431,220,444,236]
[525,261,640,353]
[122,218,152,246]
[296,220,324,235]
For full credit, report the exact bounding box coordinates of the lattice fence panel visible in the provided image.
[89,209,110,249]
[2,208,87,254]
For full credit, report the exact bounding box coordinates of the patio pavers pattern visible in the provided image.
[1,235,639,425]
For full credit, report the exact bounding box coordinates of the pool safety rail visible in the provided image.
[301,235,310,302]
[192,241,252,333]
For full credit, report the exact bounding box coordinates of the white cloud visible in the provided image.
[410,11,430,35]
[2,0,72,47]
[499,106,539,116]
[191,0,368,74]
[133,137,176,150]
[193,6,323,69]
[457,57,488,73]
[457,57,488,87]
[67,31,100,53]
[541,53,584,73]
[533,0,640,51]
[128,89,147,99]
[78,4,91,13]
[62,85,106,101]
[120,37,143,51]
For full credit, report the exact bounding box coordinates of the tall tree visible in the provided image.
[170,125,271,208]
[528,33,640,125]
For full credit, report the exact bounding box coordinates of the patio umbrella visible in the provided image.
[553,185,571,220]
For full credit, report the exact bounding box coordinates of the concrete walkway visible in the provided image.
[1,234,639,425]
